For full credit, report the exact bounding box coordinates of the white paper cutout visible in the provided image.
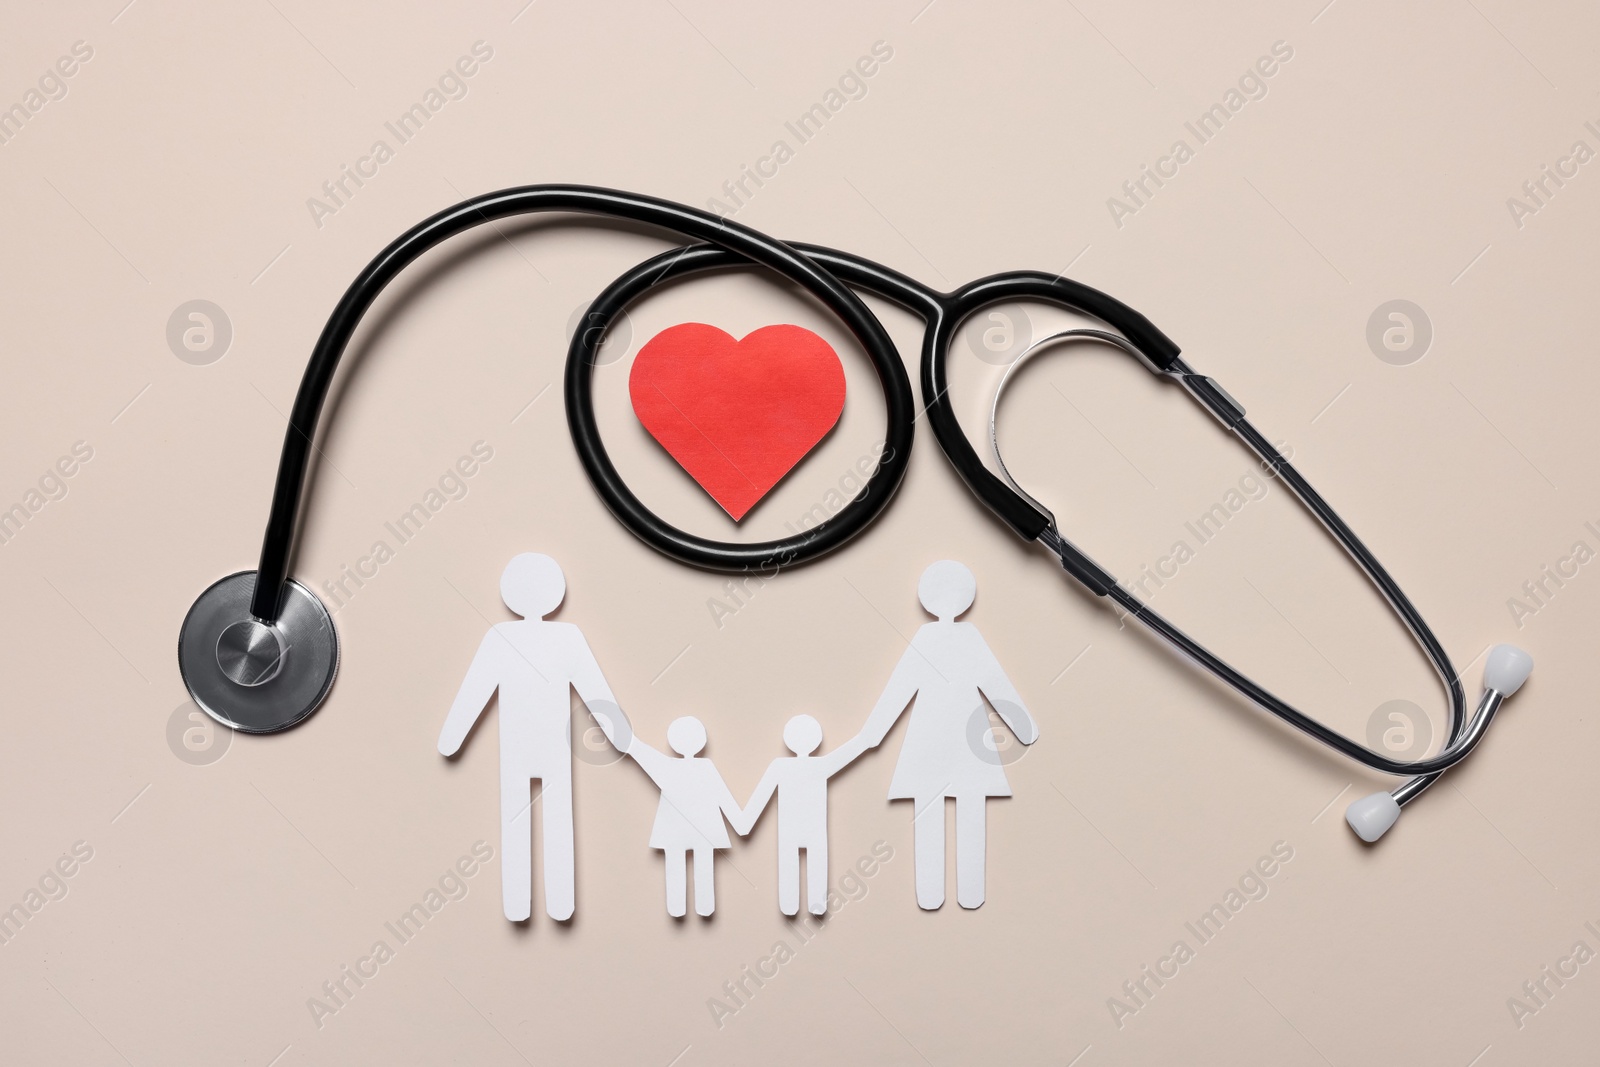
[625,718,744,917]
[438,553,626,922]
[733,715,870,915]
[858,560,1038,910]
[437,555,1034,923]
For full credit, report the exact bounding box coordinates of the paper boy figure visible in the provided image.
[438,553,625,923]
[733,715,868,916]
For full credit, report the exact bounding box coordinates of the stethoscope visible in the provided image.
[177,184,1533,844]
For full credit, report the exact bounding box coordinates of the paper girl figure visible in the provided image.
[732,715,869,916]
[626,717,744,917]
[860,560,1037,910]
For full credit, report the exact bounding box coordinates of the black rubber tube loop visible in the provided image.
[565,243,935,571]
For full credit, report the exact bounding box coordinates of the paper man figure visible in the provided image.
[733,715,869,916]
[860,560,1037,910]
[438,553,625,922]
[627,717,743,917]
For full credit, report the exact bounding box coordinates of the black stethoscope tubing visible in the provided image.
[240,184,1484,788]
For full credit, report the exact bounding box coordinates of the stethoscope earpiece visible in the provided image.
[178,571,339,733]
[1482,642,1535,697]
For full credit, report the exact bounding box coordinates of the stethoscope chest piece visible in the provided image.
[178,571,339,733]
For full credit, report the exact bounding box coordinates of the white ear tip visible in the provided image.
[1484,644,1534,696]
[1345,792,1401,843]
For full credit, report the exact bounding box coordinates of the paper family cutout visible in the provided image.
[628,323,846,521]
[439,554,1036,921]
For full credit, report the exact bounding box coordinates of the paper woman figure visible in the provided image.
[733,715,869,916]
[859,560,1037,909]
[627,717,744,917]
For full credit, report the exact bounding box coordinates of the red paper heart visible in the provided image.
[629,323,846,521]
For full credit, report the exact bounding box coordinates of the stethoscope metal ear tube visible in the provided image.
[987,330,1531,838]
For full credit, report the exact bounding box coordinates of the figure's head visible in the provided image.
[500,552,566,619]
[667,716,707,757]
[917,560,975,621]
[783,714,822,756]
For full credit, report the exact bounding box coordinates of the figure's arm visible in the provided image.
[714,771,746,837]
[817,732,871,778]
[438,633,502,756]
[860,648,922,747]
[626,735,670,786]
[974,633,1037,744]
[731,764,779,836]
[567,630,631,753]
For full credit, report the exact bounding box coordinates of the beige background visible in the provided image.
[1,0,1597,1063]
